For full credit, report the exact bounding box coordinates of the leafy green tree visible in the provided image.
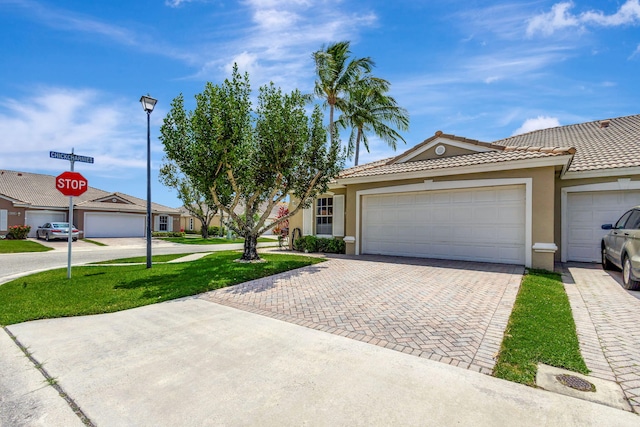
[313,40,374,143]
[160,66,343,261]
[158,162,219,239]
[336,78,410,165]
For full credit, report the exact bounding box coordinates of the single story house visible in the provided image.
[289,114,640,271]
[0,170,181,238]
[179,201,288,235]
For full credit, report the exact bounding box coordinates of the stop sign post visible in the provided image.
[55,171,88,197]
[51,149,93,279]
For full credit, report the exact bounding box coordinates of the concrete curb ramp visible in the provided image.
[4,299,639,426]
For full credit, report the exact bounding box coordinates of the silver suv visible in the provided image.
[601,207,640,290]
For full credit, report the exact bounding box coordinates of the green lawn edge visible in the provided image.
[493,269,588,385]
[0,240,53,254]
[159,236,276,245]
[91,254,191,264]
[0,251,324,325]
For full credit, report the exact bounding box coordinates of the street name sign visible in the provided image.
[50,151,94,164]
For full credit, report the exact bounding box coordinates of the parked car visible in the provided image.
[601,207,640,290]
[36,222,81,242]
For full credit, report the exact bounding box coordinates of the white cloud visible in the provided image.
[512,116,561,135]
[527,0,640,36]
[527,2,580,37]
[224,51,259,75]
[0,88,147,173]
[581,0,640,26]
[165,0,194,7]
[191,1,378,90]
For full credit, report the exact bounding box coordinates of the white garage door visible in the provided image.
[84,212,145,238]
[25,211,66,237]
[566,191,640,262]
[362,185,526,265]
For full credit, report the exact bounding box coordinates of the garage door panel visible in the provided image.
[25,211,66,237]
[452,191,473,203]
[85,213,145,238]
[567,190,640,262]
[362,185,526,265]
[474,190,497,203]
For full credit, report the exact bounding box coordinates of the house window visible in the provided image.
[316,197,333,235]
[189,218,194,230]
[159,215,169,231]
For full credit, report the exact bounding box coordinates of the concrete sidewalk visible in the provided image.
[3,298,639,426]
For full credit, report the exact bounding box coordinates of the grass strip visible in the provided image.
[0,251,323,325]
[92,254,191,264]
[493,269,588,385]
[0,240,53,254]
[160,237,275,245]
[82,239,107,246]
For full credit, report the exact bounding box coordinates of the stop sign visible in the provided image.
[55,171,88,197]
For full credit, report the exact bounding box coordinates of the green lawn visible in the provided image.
[493,269,588,385]
[92,254,190,264]
[82,239,108,246]
[160,236,276,245]
[0,251,323,325]
[0,240,53,254]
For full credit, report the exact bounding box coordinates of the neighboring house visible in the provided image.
[179,201,287,235]
[288,114,640,271]
[0,170,181,238]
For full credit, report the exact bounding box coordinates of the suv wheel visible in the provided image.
[622,256,640,291]
[602,246,614,270]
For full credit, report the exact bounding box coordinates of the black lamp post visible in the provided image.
[140,94,157,269]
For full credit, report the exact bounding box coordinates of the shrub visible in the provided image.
[152,231,185,237]
[7,225,30,240]
[184,229,198,235]
[293,236,345,254]
[206,226,226,237]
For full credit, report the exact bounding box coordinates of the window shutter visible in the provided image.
[154,215,159,232]
[332,195,344,237]
[167,216,173,232]
[302,205,313,236]
[0,210,7,231]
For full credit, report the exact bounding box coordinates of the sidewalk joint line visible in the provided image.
[2,326,96,427]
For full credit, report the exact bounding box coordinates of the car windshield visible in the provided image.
[51,223,70,228]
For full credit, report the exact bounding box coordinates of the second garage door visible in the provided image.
[362,185,526,265]
[84,212,145,238]
[566,190,640,262]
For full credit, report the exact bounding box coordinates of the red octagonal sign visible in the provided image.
[55,171,88,197]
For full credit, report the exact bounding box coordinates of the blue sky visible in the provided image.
[1,0,640,208]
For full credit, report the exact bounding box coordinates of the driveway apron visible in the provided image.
[202,255,523,374]
[563,263,640,413]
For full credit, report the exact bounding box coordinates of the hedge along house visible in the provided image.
[0,170,181,238]
[288,114,640,271]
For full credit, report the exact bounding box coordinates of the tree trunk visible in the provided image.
[200,219,209,239]
[354,127,365,166]
[241,234,260,261]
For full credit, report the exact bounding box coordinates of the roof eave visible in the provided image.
[562,166,640,180]
[335,155,573,186]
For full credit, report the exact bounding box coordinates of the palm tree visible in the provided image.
[337,79,410,165]
[313,41,374,143]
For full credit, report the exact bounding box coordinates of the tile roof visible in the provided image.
[338,146,574,179]
[0,170,179,213]
[494,114,640,172]
[337,114,640,180]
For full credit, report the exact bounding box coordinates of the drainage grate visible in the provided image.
[555,374,595,392]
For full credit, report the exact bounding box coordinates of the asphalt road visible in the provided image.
[0,238,278,285]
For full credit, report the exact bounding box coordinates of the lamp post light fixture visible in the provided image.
[140,94,157,269]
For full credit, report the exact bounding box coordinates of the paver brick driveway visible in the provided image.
[201,255,523,374]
